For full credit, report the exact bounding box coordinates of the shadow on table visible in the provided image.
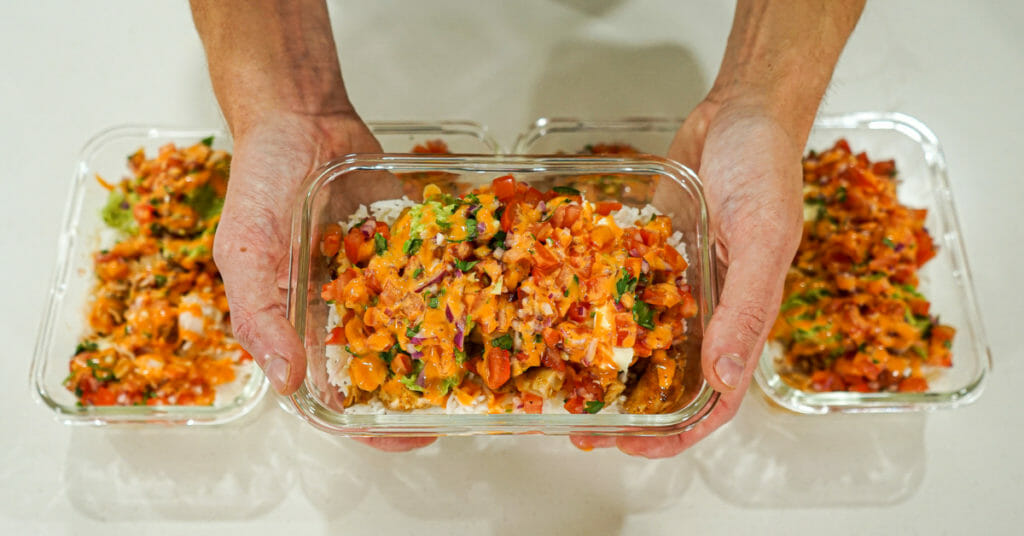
[295,428,696,535]
[690,391,926,508]
[63,398,294,521]
[526,37,707,132]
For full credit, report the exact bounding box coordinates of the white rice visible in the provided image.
[327,198,688,414]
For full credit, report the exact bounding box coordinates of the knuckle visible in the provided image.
[732,303,771,345]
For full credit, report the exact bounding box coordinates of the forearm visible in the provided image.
[711,0,865,140]
[190,0,353,137]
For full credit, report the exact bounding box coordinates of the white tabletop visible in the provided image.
[3,1,1021,534]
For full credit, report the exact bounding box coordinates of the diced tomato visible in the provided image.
[871,159,896,177]
[482,348,511,390]
[898,376,928,392]
[321,223,343,258]
[541,349,566,372]
[523,186,545,205]
[567,302,589,323]
[133,203,156,224]
[563,395,585,414]
[344,228,367,264]
[325,326,346,345]
[492,175,517,201]
[810,370,845,391]
[662,245,688,271]
[542,327,561,348]
[522,393,543,414]
[594,201,622,216]
[914,228,936,266]
[532,243,560,273]
[374,221,390,241]
[551,204,582,229]
[391,353,412,376]
[500,201,518,232]
[89,386,118,406]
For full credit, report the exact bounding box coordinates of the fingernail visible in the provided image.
[265,357,290,392]
[714,353,745,390]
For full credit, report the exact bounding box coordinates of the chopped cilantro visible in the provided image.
[899,284,924,298]
[865,272,887,281]
[402,237,423,256]
[489,230,507,250]
[632,300,655,330]
[584,401,605,414]
[374,233,388,255]
[200,135,214,147]
[153,274,167,287]
[412,267,424,278]
[406,324,421,339]
[836,186,847,203]
[491,333,514,351]
[882,237,896,249]
[563,288,570,297]
[614,269,638,303]
[454,348,468,365]
[427,296,439,309]
[911,346,928,359]
[74,341,99,355]
[780,288,832,312]
[455,259,479,272]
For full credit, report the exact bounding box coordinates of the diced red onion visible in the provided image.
[359,219,376,237]
[410,349,423,360]
[537,201,547,213]
[445,305,454,322]
[119,201,130,210]
[454,318,465,350]
[415,270,448,292]
[416,369,426,387]
[466,205,480,218]
[894,243,906,252]
[476,221,486,234]
[641,259,650,274]
[409,335,426,346]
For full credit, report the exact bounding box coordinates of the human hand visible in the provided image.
[572,96,804,458]
[214,112,435,452]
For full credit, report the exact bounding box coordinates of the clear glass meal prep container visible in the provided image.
[31,126,267,426]
[516,112,991,413]
[32,121,500,426]
[287,154,720,436]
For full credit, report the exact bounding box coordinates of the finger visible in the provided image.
[701,235,794,395]
[353,437,438,452]
[215,220,306,396]
[569,434,617,451]
[615,391,743,458]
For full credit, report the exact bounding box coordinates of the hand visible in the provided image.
[214,112,435,452]
[572,96,804,458]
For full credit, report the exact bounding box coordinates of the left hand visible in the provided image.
[572,95,805,458]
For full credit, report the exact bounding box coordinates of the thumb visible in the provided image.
[216,231,307,396]
[701,240,791,394]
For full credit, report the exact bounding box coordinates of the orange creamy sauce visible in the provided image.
[770,139,954,393]
[321,175,697,414]
[66,140,249,406]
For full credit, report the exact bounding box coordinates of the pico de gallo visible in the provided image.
[65,139,250,406]
[770,139,955,393]
[320,175,698,414]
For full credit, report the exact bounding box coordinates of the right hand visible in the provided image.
[215,111,435,452]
